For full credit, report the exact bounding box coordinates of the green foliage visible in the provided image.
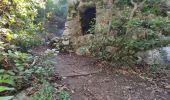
[59,90,70,100]
[88,0,170,66]
[36,0,67,23]
[0,96,14,100]
[0,69,16,100]
[87,18,96,34]
[0,0,59,98]
[29,49,58,100]
[0,0,45,50]
[0,86,15,92]
[0,48,57,98]
[46,0,67,17]
[31,82,54,100]
[0,69,16,86]
[12,34,42,51]
[23,49,57,81]
[0,51,28,98]
[7,50,30,71]
[142,0,167,16]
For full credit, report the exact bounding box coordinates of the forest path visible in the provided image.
[33,45,170,100]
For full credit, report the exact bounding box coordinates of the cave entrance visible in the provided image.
[80,6,96,35]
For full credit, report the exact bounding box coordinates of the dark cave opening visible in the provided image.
[80,6,96,35]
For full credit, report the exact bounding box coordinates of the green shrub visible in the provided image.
[59,90,70,100]
[0,0,59,99]
[88,0,170,66]
[12,33,42,51]
[31,82,54,100]
[0,69,15,100]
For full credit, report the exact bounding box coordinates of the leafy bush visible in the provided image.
[31,82,54,100]
[142,0,167,16]
[45,0,67,18]
[0,0,57,99]
[12,33,42,51]
[0,48,57,99]
[0,50,30,99]
[59,90,70,100]
[88,0,170,66]
[0,69,15,99]
[0,0,45,50]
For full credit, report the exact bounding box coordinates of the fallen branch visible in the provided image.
[63,70,102,77]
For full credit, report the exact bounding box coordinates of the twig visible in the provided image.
[130,0,138,19]
[130,0,146,19]
[30,56,39,66]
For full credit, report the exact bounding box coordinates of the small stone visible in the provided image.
[106,46,118,53]
[51,37,60,42]
[124,86,133,90]
[165,84,170,89]
[62,40,70,45]
[71,89,75,93]
[63,77,67,79]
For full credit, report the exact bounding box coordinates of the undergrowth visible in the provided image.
[31,81,54,100]
[0,0,59,99]
[87,0,170,73]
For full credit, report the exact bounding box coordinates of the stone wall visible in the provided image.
[95,0,113,34]
[53,0,110,54]
[63,0,113,37]
[63,0,170,37]
[60,0,114,53]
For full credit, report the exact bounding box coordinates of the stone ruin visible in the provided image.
[49,0,170,66]
[49,0,113,53]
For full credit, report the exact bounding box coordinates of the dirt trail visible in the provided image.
[56,53,170,100]
[33,46,170,100]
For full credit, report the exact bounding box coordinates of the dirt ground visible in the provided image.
[32,46,170,100]
[54,53,170,100]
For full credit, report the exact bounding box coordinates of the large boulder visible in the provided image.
[137,46,170,65]
[137,49,163,65]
